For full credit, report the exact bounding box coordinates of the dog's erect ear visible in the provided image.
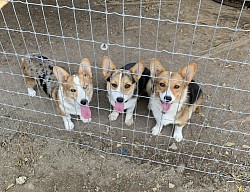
[78,58,92,78]
[102,56,116,80]
[180,63,197,83]
[150,58,165,77]
[53,66,70,83]
[130,60,145,82]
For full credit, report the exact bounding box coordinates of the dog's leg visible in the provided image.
[62,115,74,130]
[151,122,163,135]
[173,125,184,142]
[25,77,37,97]
[174,107,191,142]
[147,102,151,111]
[109,110,119,121]
[125,107,134,126]
[125,99,137,126]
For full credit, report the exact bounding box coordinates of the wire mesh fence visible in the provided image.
[0,0,249,183]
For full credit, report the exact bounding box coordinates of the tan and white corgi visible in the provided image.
[147,59,202,142]
[102,56,150,126]
[21,54,93,130]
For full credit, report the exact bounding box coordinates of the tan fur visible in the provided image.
[130,60,145,82]
[21,58,37,89]
[102,56,116,80]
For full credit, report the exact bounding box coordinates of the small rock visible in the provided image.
[169,143,178,150]
[242,145,250,149]
[117,144,122,147]
[5,183,14,191]
[213,39,222,47]
[224,142,235,147]
[243,23,250,29]
[169,182,175,189]
[16,176,27,185]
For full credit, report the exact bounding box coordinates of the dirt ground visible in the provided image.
[0,0,250,191]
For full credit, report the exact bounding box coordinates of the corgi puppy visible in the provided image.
[102,56,150,126]
[21,54,93,130]
[147,59,202,142]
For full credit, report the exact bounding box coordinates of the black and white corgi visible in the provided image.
[21,54,93,130]
[102,56,150,126]
[147,58,202,142]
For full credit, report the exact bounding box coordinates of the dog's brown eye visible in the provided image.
[71,89,76,92]
[111,83,118,88]
[174,85,180,89]
[125,84,131,89]
[159,83,165,87]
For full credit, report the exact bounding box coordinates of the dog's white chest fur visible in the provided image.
[149,94,183,125]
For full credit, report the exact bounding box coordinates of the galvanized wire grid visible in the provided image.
[0,0,249,183]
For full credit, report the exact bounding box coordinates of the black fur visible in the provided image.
[121,63,151,96]
[27,54,55,97]
[38,74,48,95]
[188,80,202,104]
[37,55,49,60]
[106,71,114,82]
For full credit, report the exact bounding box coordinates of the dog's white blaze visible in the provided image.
[167,84,176,102]
[73,75,88,103]
[168,72,176,101]
[111,72,122,101]
[160,91,167,102]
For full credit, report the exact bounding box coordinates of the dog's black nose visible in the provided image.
[116,97,124,103]
[164,96,172,102]
[80,99,88,105]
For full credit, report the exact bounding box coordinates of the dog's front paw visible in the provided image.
[81,118,92,123]
[125,118,133,126]
[151,125,161,136]
[173,132,183,142]
[109,111,119,121]
[28,88,36,97]
[64,121,74,131]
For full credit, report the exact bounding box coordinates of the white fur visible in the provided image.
[149,88,188,142]
[28,88,36,97]
[63,115,74,131]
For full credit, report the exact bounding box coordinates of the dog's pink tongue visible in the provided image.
[81,105,91,119]
[114,102,124,113]
[162,102,171,112]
